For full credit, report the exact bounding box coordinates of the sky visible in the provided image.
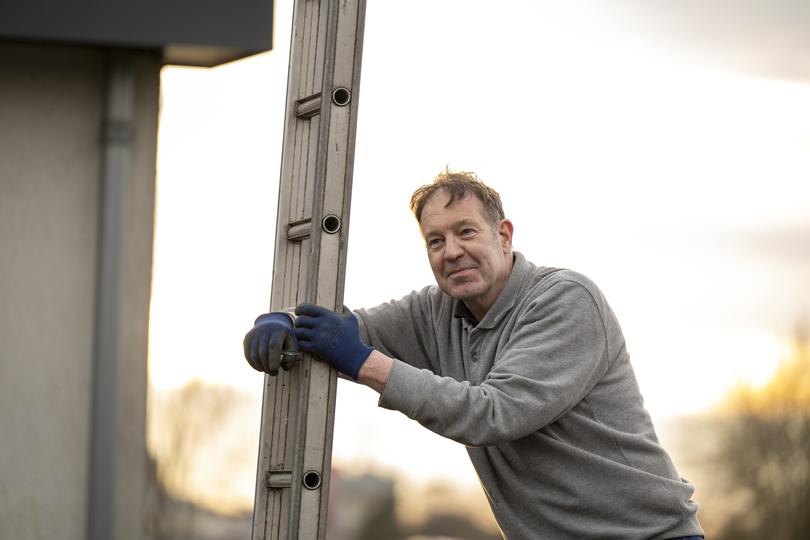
[148,0,810,507]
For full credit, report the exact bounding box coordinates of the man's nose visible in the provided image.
[443,235,464,260]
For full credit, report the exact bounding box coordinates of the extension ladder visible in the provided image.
[251,0,367,538]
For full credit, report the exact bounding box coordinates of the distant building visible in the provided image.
[327,471,401,540]
[0,3,273,539]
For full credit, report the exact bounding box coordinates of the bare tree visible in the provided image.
[712,328,810,540]
[145,380,254,540]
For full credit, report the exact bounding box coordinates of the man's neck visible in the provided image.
[466,253,515,322]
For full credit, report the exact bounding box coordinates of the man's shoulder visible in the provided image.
[413,283,452,305]
[545,268,599,290]
[521,262,603,303]
[523,262,592,288]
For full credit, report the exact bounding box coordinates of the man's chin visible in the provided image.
[441,283,480,301]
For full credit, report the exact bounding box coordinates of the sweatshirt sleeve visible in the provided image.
[378,279,612,447]
[354,286,443,373]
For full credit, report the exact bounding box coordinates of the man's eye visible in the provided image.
[427,238,443,248]
[460,228,476,237]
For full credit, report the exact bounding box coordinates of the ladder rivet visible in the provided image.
[322,214,341,234]
[331,87,351,106]
[303,470,322,490]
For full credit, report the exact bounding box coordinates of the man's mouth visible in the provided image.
[447,267,475,278]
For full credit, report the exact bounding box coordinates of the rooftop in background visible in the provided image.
[0,0,274,66]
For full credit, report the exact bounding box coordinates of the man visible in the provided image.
[244,170,704,540]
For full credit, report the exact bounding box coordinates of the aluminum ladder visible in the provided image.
[251,0,367,537]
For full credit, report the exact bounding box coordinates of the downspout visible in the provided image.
[88,49,134,540]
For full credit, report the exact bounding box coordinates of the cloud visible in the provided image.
[608,0,810,81]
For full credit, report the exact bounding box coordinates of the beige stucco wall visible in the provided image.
[0,42,159,540]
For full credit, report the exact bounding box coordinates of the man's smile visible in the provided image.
[447,266,477,279]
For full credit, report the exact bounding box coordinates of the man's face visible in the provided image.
[419,190,513,320]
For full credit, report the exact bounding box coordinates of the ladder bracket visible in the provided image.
[287,218,312,242]
[267,469,294,489]
[295,93,322,119]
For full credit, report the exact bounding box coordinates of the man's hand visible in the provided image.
[243,312,299,375]
[293,303,373,380]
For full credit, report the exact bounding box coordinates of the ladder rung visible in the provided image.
[295,93,321,118]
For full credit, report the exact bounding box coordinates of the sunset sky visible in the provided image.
[148,0,810,510]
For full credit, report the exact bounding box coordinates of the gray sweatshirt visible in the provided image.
[356,252,703,540]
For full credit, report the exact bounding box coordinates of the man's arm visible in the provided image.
[377,279,613,447]
[357,350,393,393]
[291,304,394,392]
[354,287,442,373]
[293,278,615,448]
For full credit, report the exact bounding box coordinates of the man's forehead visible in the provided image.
[422,190,483,215]
[419,193,488,231]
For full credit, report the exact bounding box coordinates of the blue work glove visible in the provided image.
[293,303,373,380]
[243,312,300,375]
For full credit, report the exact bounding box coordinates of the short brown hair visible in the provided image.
[410,169,505,227]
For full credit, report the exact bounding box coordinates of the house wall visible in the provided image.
[0,42,160,540]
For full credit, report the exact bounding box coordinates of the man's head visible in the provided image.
[410,170,514,321]
[410,169,505,229]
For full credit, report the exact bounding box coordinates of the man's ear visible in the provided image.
[498,219,514,251]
